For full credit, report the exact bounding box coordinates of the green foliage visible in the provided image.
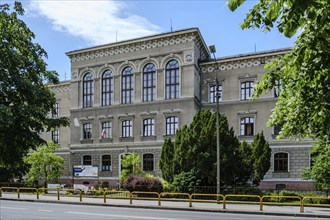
[303,141,330,193]
[120,153,144,182]
[251,132,271,185]
[0,2,70,172]
[23,141,64,188]
[160,110,250,187]
[229,0,330,191]
[171,170,201,193]
[159,138,174,182]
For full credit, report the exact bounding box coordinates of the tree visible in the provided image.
[159,138,174,181]
[229,0,330,190]
[251,132,271,185]
[120,153,144,182]
[160,110,249,187]
[23,141,64,188]
[0,1,69,177]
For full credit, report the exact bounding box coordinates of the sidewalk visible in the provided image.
[1,192,329,218]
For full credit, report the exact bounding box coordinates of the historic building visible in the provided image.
[44,28,314,190]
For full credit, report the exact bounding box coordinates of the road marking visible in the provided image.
[1,206,27,210]
[66,211,181,220]
[38,209,53,212]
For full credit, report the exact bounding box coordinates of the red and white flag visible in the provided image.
[101,129,106,138]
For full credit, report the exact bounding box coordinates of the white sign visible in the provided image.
[73,165,98,177]
[47,184,66,194]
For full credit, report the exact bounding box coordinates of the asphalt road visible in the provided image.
[0,200,322,220]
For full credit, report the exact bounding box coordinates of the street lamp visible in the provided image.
[209,45,221,197]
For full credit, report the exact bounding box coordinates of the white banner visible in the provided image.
[73,165,98,177]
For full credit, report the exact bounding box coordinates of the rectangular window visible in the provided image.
[83,155,92,165]
[241,81,254,100]
[240,117,254,136]
[143,154,154,171]
[83,123,92,139]
[52,103,59,117]
[101,121,112,139]
[273,124,283,136]
[102,155,112,171]
[209,85,222,103]
[274,153,288,172]
[274,80,282,97]
[51,130,59,144]
[166,116,178,135]
[122,120,133,137]
[143,118,155,136]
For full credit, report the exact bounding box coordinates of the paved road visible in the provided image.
[0,200,323,220]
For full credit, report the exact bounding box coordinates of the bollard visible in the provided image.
[17,188,20,198]
[300,199,304,213]
[223,197,226,209]
[37,189,39,199]
[79,189,82,202]
[103,190,106,204]
[0,188,2,197]
[189,194,192,207]
[158,193,161,206]
[129,192,133,205]
[57,188,60,201]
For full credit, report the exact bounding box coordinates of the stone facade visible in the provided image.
[44,28,314,190]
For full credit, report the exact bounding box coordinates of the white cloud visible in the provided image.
[28,0,161,45]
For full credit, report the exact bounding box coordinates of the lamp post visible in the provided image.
[209,45,221,196]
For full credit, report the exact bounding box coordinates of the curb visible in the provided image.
[1,197,329,219]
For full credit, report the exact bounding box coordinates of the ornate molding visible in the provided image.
[69,33,196,63]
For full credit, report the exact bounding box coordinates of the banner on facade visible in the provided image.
[73,165,98,177]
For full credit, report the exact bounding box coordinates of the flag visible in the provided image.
[101,129,106,138]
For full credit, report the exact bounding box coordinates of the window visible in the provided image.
[83,73,94,108]
[51,130,59,144]
[165,59,180,99]
[166,116,178,135]
[274,80,282,97]
[122,120,133,137]
[83,123,92,139]
[101,70,114,106]
[209,85,222,103]
[101,121,112,139]
[121,66,134,104]
[273,124,283,136]
[143,118,155,136]
[274,152,288,172]
[52,103,59,117]
[83,155,92,165]
[143,153,154,171]
[143,63,156,102]
[101,155,111,171]
[240,117,254,136]
[241,81,254,100]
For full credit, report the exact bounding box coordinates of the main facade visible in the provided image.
[45,28,314,190]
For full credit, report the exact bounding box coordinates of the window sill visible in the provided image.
[80,139,93,144]
[140,136,156,141]
[100,138,113,143]
[119,137,134,142]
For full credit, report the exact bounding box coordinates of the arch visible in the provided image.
[164,59,180,100]
[142,63,157,102]
[160,54,183,68]
[138,58,159,72]
[100,69,114,106]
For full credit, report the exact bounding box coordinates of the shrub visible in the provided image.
[122,175,163,192]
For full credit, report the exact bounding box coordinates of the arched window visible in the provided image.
[82,155,92,165]
[83,73,93,108]
[101,155,111,171]
[241,81,254,100]
[143,153,154,171]
[101,70,113,106]
[143,63,156,102]
[274,152,288,172]
[165,60,179,99]
[121,66,134,104]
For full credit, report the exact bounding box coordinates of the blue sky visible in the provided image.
[6,0,296,81]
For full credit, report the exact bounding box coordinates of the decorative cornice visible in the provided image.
[66,28,209,64]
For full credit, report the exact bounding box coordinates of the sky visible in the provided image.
[4,0,297,81]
